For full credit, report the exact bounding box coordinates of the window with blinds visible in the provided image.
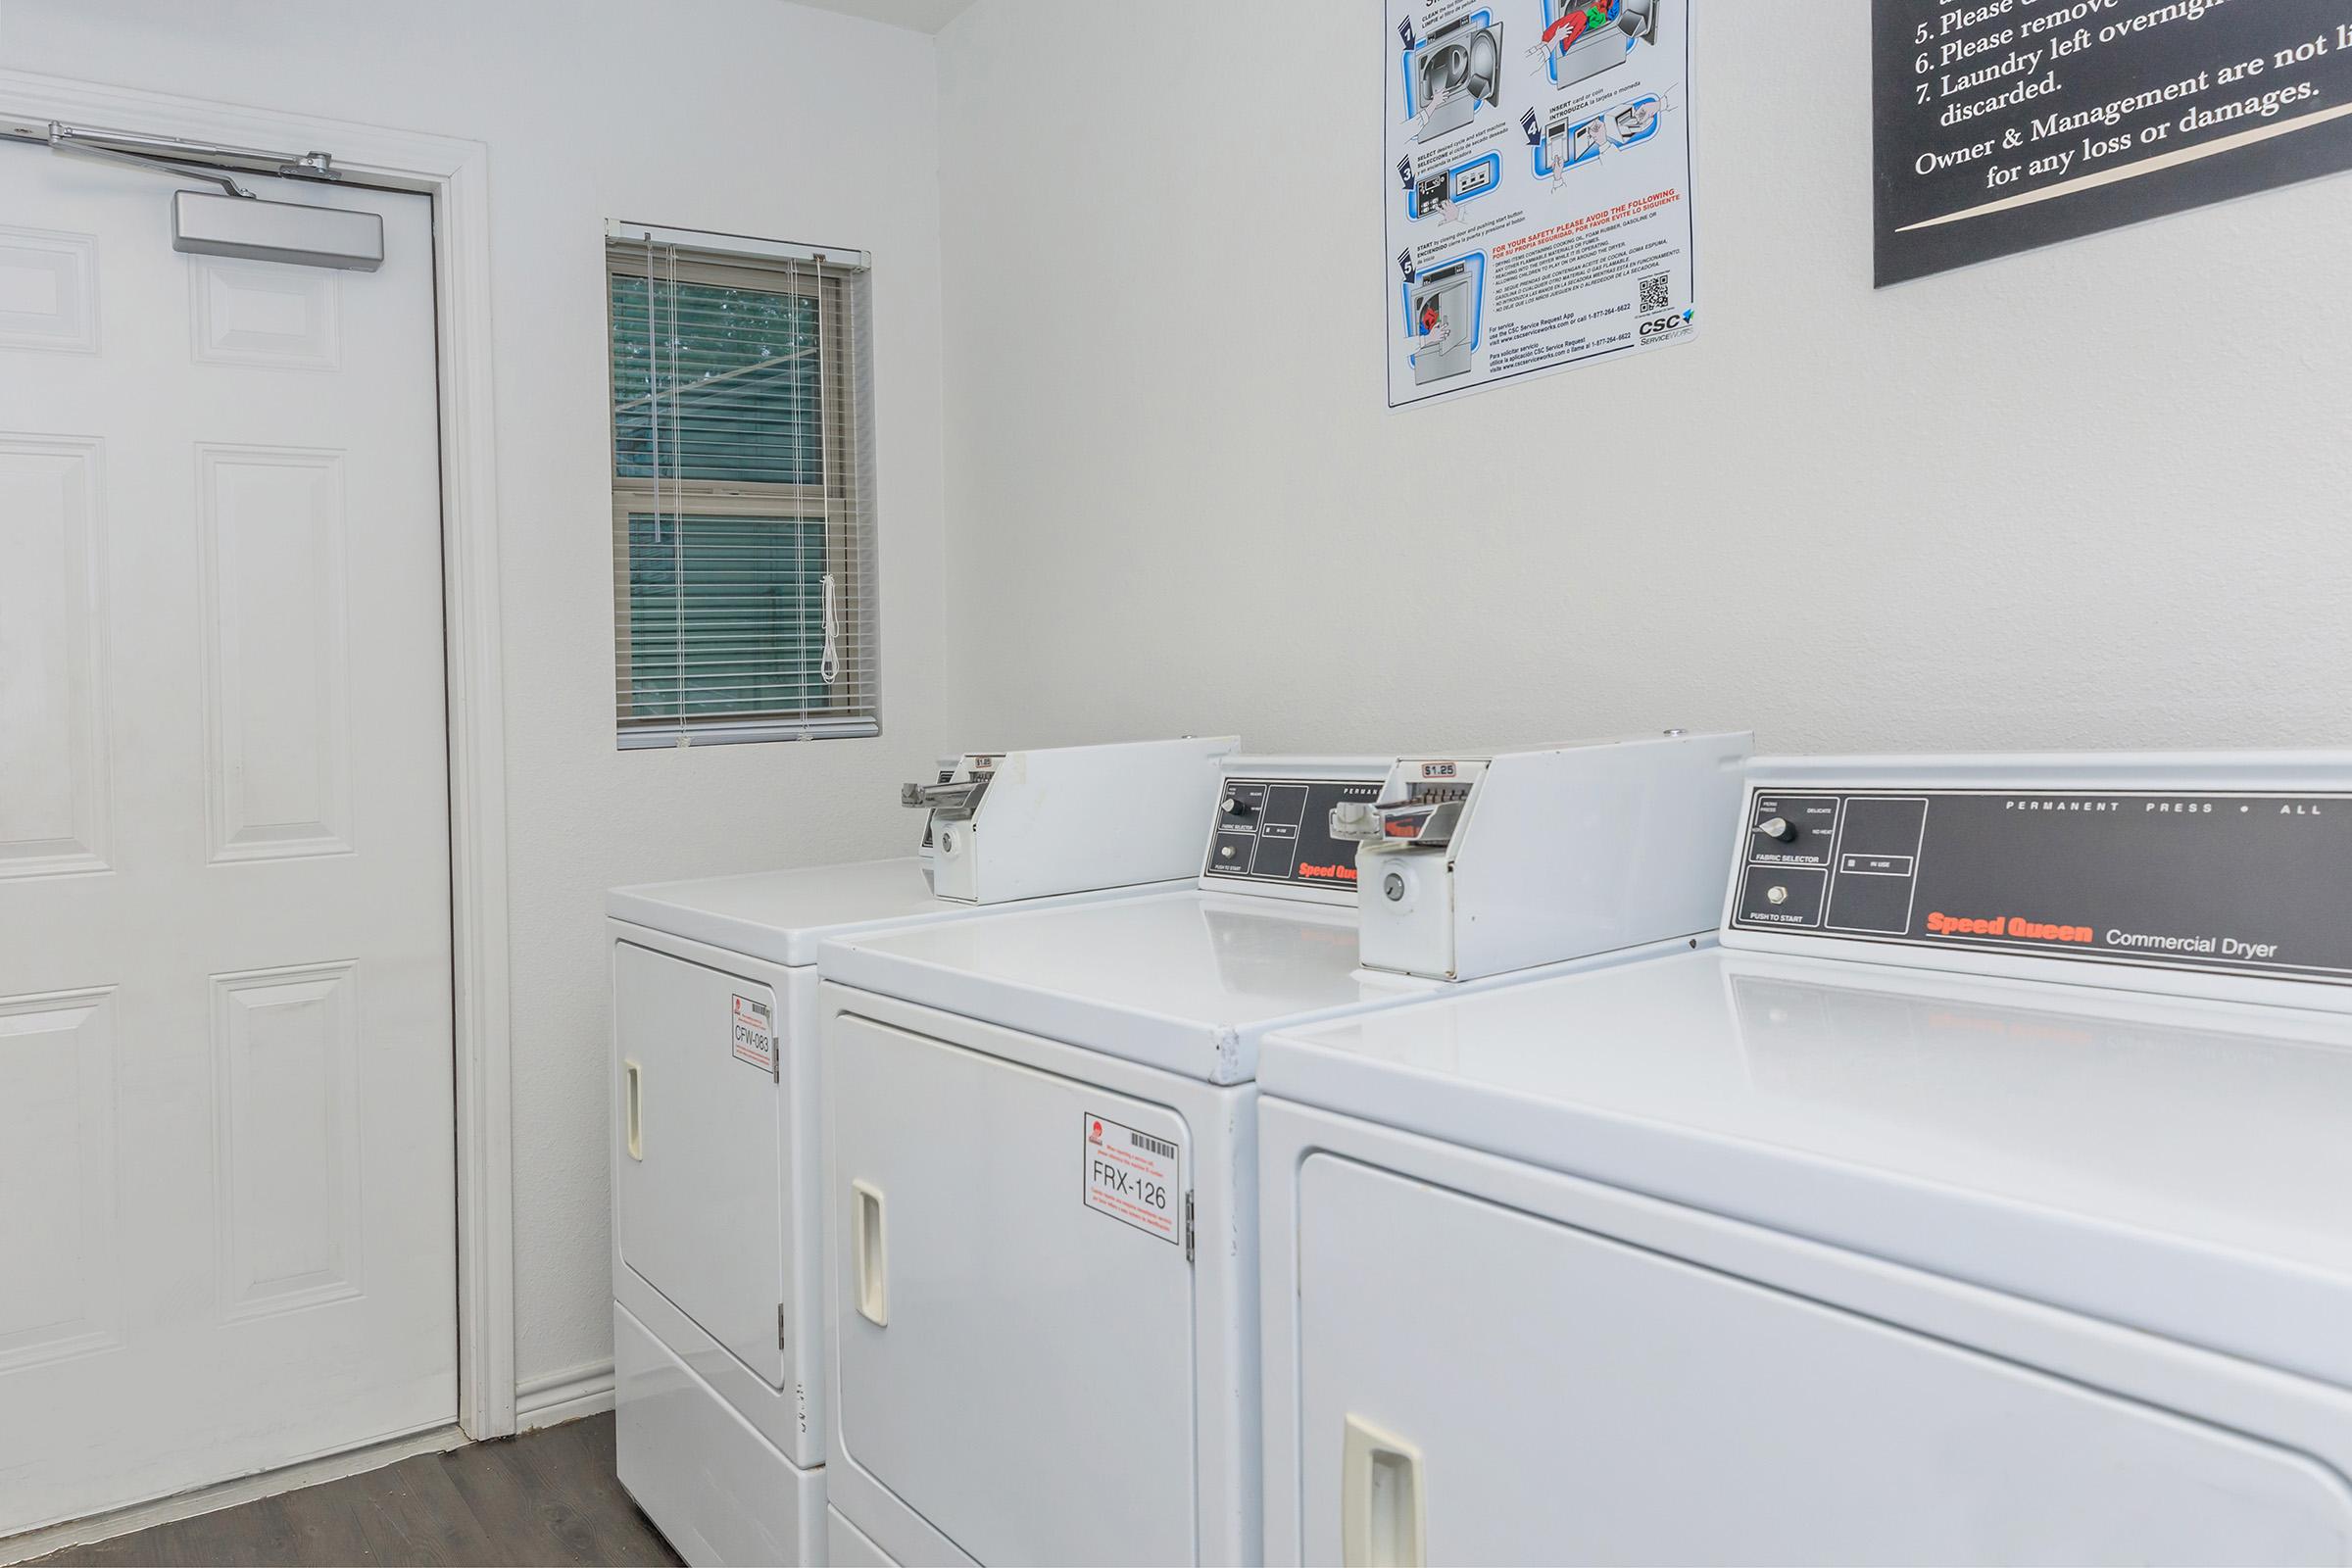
[607,223,878,746]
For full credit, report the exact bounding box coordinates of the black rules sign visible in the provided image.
[1874,0,2352,286]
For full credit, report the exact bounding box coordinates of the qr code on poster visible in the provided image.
[1639,272,1671,313]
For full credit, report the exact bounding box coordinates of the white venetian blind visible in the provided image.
[607,222,879,746]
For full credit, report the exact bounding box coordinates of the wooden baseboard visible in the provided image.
[515,1359,616,1431]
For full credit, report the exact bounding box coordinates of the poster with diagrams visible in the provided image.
[1386,0,1698,408]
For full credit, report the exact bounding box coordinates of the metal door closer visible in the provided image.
[604,735,1234,1566]
[1258,751,2352,1565]
[815,732,1748,1567]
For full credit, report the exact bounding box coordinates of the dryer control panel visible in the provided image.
[1730,779,2352,985]
[1202,776,1382,895]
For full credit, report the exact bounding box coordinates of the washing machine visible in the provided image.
[816,733,1750,1565]
[1257,751,2352,1565]
[1412,17,1502,142]
[607,735,1237,1566]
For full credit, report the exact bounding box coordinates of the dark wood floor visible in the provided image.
[29,1413,682,1568]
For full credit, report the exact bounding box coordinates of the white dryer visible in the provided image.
[816,733,1750,1565]
[606,735,1236,1566]
[1258,751,2352,1565]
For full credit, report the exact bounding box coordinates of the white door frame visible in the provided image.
[0,69,519,1441]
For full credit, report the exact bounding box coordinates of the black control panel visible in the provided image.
[1202,778,1381,891]
[1731,786,2352,984]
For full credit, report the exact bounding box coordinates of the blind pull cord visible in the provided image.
[820,572,843,686]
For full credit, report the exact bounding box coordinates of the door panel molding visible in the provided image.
[0,432,110,879]
[0,68,519,1443]
[211,961,366,1322]
[188,257,341,371]
[0,223,97,354]
[0,987,120,1373]
[195,444,354,864]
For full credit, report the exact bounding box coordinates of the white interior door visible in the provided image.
[0,144,456,1534]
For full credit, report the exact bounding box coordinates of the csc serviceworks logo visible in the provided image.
[1640,309,1695,339]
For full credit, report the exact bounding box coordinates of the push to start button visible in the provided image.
[1738,863,1826,927]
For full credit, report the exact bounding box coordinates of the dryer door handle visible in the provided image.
[1341,1413,1425,1568]
[852,1179,889,1327]
[622,1059,644,1161]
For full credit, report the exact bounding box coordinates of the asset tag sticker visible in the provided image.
[731,994,774,1073]
[1082,1112,1181,1245]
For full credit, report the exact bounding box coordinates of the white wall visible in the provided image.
[0,0,949,1395]
[933,2,2352,758]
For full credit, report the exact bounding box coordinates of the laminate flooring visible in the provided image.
[28,1414,682,1567]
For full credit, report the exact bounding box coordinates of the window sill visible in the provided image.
[617,717,880,750]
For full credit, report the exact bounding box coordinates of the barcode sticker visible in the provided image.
[1082,1112,1181,1245]
[731,994,774,1073]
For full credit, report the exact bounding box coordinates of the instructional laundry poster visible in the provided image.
[1386,0,1697,408]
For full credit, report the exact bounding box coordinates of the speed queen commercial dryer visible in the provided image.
[606,736,1234,1565]
[1257,751,2352,1565]
[815,733,1748,1565]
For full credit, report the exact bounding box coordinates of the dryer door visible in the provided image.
[833,1011,1197,1566]
[612,940,788,1388]
[1294,1153,2352,1565]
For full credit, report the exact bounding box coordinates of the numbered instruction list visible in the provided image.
[1386,0,1699,407]
[1875,0,2352,284]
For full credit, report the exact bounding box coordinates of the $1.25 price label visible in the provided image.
[1082,1112,1181,1246]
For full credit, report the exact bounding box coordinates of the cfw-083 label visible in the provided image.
[731,994,774,1073]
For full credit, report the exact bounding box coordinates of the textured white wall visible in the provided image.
[933,2,2352,758]
[1,0,949,1393]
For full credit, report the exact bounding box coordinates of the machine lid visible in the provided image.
[817,889,1690,1085]
[607,858,1184,968]
[1259,948,2352,1390]
[817,889,1377,1083]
